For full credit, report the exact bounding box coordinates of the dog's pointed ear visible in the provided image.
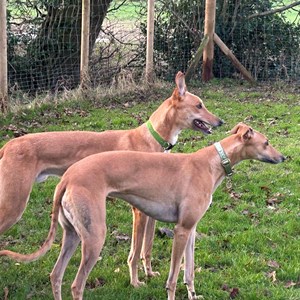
[175,71,187,97]
[241,127,254,141]
[230,123,254,141]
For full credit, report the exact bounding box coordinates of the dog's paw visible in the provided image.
[188,291,204,300]
[189,294,204,300]
[147,270,160,278]
[131,280,146,288]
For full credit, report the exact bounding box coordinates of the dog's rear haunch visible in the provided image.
[0,123,285,300]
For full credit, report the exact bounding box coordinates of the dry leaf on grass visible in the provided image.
[266,270,277,282]
[267,260,280,269]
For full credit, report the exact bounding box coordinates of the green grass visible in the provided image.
[281,1,300,23]
[108,0,142,22]
[0,80,299,300]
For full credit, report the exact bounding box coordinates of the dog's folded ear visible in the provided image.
[175,71,187,97]
[230,122,254,141]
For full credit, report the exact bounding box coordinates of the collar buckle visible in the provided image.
[221,158,233,176]
[164,143,174,151]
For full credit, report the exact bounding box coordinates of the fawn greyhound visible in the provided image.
[0,72,223,287]
[0,123,285,300]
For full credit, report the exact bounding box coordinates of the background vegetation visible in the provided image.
[0,80,299,299]
[147,0,300,81]
[6,0,300,95]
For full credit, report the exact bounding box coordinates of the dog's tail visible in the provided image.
[0,181,66,262]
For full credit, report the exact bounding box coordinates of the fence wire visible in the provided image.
[6,0,300,96]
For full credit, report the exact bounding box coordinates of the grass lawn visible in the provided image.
[0,80,299,300]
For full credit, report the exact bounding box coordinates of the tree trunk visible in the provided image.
[24,0,112,92]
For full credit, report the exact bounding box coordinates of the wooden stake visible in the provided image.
[185,35,209,83]
[0,0,8,113]
[145,0,155,83]
[80,0,90,88]
[214,33,255,83]
[202,0,216,81]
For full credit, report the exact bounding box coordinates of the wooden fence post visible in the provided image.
[80,0,90,88]
[145,0,155,83]
[202,0,216,82]
[185,35,209,83]
[214,33,255,83]
[0,0,8,113]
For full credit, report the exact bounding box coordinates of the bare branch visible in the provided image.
[107,0,127,14]
[247,1,300,19]
[158,0,200,38]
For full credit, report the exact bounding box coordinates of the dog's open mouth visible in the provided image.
[193,119,212,134]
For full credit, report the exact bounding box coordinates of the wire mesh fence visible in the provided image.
[6,0,300,97]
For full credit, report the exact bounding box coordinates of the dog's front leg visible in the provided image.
[184,228,203,299]
[128,207,148,287]
[141,216,160,277]
[166,224,191,300]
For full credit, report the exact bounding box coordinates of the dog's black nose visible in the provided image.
[281,155,287,162]
[217,119,225,127]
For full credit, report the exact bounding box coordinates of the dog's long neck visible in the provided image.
[199,135,246,192]
[147,97,180,146]
[219,136,247,167]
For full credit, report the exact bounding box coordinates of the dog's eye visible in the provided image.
[196,103,202,109]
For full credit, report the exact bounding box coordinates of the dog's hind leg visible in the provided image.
[50,216,80,300]
[71,225,106,300]
[68,190,107,300]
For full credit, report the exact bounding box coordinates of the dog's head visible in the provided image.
[171,71,223,134]
[230,123,285,164]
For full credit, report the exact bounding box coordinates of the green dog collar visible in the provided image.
[214,142,233,176]
[146,120,174,151]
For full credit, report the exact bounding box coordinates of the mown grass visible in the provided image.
[0,80,299,300]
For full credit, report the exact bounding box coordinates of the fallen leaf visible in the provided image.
[261,186,271,194]
[230,287,239,299]
[111,230,130,242]
[230,191,242,200]
[267,260,280,269]
[284,280,298,288]
[244,115,254,122]
[266,193,285,206]
[266,270,277,282]
[86,277,106,289]
[221,204,235,211]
